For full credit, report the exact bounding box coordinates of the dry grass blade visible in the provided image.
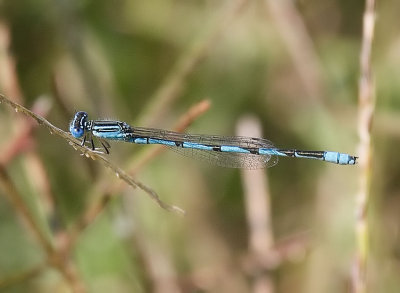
[353,0,376,292]
[0,94,184,215]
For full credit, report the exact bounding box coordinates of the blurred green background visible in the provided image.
[0,0,398,292]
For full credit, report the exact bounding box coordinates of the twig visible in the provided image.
[137,0,250,126]
[0,263,46,290]
[0,22,23,103]
[0,94,184,215]
[237,116,275,293]
[49,256,86,293]
[134,234,180,293]
[264,0,324,101]
[0,147,86,293]
[0,164,55,255]
[0,97,51,164]
[353,0,376,292]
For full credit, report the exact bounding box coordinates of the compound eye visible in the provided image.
[70,111,88,138]
[70,125,85,138]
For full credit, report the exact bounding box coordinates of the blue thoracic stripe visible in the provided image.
[93,126,120,132]
[69,111,358,168]
[92,131,125,139]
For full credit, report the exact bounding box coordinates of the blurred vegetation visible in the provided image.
[0,0,398,292]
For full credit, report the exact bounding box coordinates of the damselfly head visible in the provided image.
[70,111,88,138]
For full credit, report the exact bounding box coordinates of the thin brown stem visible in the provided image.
[264,0,324,102]
[0,94,182,215]
[353,0,376,292]
[137,0,250,126]
[0,165,55,255]
[237,116,275,293]
[0,263,46,290]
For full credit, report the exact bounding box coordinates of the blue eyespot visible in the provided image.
[70,111,88,138]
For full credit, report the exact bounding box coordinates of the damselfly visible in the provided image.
[70,111,357,169]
